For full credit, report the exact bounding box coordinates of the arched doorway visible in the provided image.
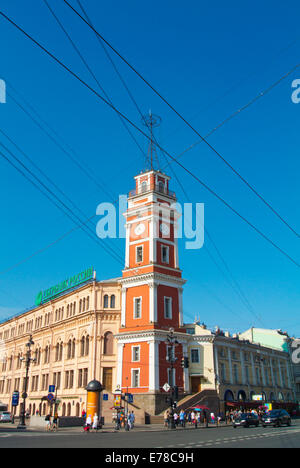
[224,390,235,402]
[237,390,247,402]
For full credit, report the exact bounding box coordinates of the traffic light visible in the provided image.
[181,356,189,368]
[173,386,179,400]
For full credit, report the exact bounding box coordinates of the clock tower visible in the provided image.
[115,169,190,415]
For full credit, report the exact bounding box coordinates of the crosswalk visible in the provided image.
[156,427,300,448]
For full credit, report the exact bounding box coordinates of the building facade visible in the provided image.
[0,277,121,417]
[184,323,296,414]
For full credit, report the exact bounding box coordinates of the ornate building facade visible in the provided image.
[0,277,121,417]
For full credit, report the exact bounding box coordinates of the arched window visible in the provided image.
[141,181,148,193]
[103,332,114,355]
[103,295,109,308]
[85,336,89,356]
[67,403,71,417]
[158,181,165,193]
[83,298,86,312]
[73,302,76,315]
[86,297,90,311]
[67,305,70,317]
[55,343,60,362]
[79,299,82,313]
[81,336,85,357]
[67,340,72,359]
[72,339,76,358]
[110,295,115,309]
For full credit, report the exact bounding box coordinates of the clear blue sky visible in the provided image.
[0,0,299,335]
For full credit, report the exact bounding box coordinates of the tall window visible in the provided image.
[136,246,143,263]
[132,346,140,362]
[110,295,115,308]
[161,245,169,263]
[132,369,140,388]
[134,298,142,319]
[103,332,114,355]
[103,295,109,308]
[191,349,200,363]
[164,297,172,319]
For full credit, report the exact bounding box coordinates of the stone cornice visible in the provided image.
[119,272,186,287]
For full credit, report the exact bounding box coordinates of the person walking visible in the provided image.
[85,414,92,432]
[164,409,169,428]
[179,410,185,428]
[129,411,135,429]
[45,413,51,431]
[211,412,215,425]
[92,413,99,432]
[52,413,59,431]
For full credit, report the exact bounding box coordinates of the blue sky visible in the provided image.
[0,0,299,335]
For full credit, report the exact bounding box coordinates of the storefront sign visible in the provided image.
[35,267,94,306]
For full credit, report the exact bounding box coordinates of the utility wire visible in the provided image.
[0,10,299,268]
[75,0,261,322]
[62,0,299,239]
[0,142,124,265]
[43,0,146,161]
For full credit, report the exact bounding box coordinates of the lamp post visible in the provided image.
[18,335,35,429]
[166,327,179,430]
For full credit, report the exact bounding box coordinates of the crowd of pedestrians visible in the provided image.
[163,408,222,429]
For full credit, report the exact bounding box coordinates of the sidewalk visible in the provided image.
[1,421,231,434]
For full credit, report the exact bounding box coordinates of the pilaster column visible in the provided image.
[149,283,157,323]
[228,348,233,384]
[116,343,124,389]
[149,341,160,391]
[121,288,127,327]
[178,287,184,327]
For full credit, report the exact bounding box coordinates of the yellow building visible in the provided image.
[184,323,296,414]
[0,272,121,418]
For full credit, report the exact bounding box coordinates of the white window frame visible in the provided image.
[161,245,169,264]
[191,348,200,364]
[136,245,144,263]
[164,296,172,319]
[132,345,141,362]
[133,297,142,319]
[131,368,140,388]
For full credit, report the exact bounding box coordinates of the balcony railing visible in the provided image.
[129,184,176,198]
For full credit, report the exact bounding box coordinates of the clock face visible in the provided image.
[134,223,146,236]
[160,223,170,236]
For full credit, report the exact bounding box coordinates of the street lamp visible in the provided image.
[17,335,35,429]
[166,328,179,430]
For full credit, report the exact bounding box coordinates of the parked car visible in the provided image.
[233,413,260,428]
[0,412,12,423]
[261,410,291,427]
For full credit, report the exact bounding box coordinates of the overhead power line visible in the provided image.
[0,141,124,265]
[0,10,299,268]
[62,0,299,239]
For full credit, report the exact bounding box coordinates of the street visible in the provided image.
[0,420,300,449]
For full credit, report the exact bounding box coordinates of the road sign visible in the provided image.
[163,383,171,393]
[47,393,55,403]
[103,394,109,401]
[49,385,55,393]
[127,394,133,403]
[12,391,19,407]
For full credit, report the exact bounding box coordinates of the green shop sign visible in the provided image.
[35,267,94,306]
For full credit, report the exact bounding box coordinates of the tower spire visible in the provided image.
[142,111,161,171]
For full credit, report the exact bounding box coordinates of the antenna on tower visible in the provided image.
[142,110,161,171]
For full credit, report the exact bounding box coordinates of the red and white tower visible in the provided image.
[116,168,190,414]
